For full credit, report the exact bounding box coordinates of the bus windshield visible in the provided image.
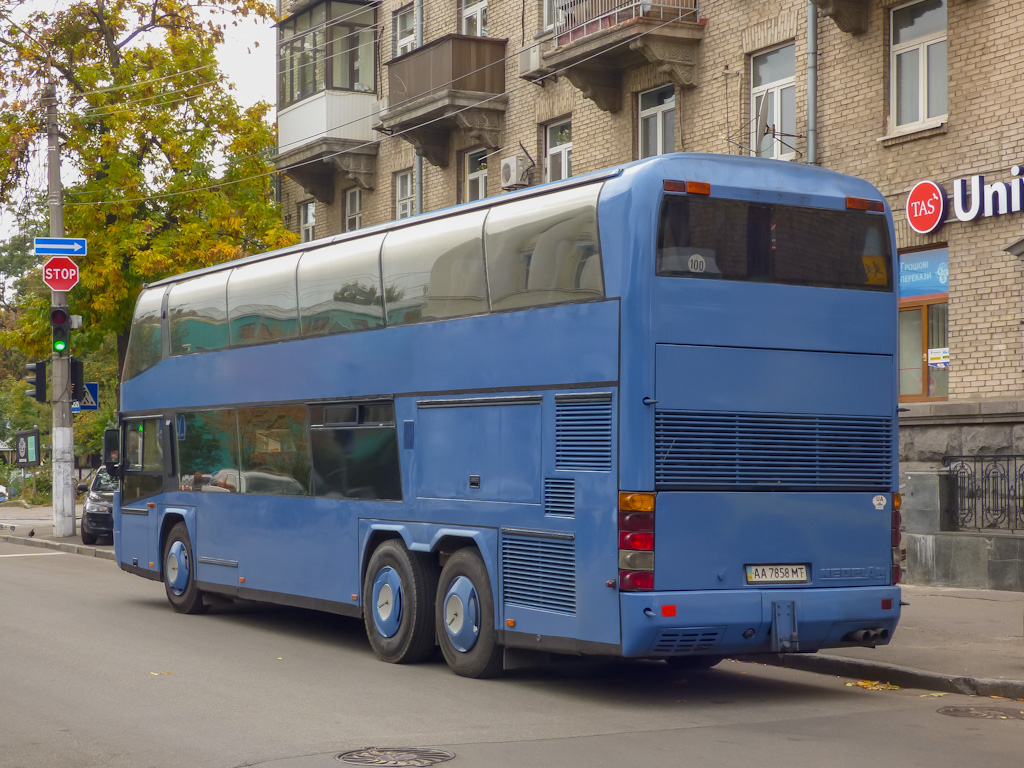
[656,195,892,291]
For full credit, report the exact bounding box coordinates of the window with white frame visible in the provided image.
[395,170,415,219]
[465,149,488,202]
[394,5,416,57]
[462,0,488,36]
[300,200,316,242]
[543,0,559,30]
[545,120,572,182]
[891,0,947,132]
[346,188,362,231]
[750,44,796,159]
[639,85,675,158]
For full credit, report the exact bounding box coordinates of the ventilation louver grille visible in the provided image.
[655,410,894,490]
[544,478,576,516]
[652,627,724,655]
[555,395,613,471]
[501,535,576,614]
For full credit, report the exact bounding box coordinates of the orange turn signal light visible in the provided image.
[619,492,655,512]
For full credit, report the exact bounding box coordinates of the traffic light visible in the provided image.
[25,360,47,403]
[50,306,70,354]
[70,357,85,402]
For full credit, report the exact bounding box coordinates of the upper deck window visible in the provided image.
[297,233,386,336]
[227,253,301,347]
[382,210,489,325]
[657,195,892,292]
[168,271,230,356]
[484,183,604,311]
[122,287,165,381]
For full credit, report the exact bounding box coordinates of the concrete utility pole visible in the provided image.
[44,81,75,537]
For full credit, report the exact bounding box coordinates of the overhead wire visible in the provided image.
[63,7,706,207]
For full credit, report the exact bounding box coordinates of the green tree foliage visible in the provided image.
[0,0,298,375]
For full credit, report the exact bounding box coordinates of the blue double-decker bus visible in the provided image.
[109,153,902,677]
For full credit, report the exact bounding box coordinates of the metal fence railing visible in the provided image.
[943,455,1024,533]
[553,0,699,39]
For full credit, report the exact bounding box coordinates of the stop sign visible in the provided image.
[42,256,80,292]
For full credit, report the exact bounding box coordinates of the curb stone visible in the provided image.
[0,533,115,561]
[748,652,1024,700]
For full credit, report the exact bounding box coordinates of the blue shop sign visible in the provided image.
[899,248,948,298]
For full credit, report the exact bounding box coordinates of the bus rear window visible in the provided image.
[656,195,892,291]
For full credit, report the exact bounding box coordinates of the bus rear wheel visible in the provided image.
[163,522,207,614]
[362,539,438,664]
[435,548,502,679]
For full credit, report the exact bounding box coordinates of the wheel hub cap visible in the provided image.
[443,575,480,652]
[166,540,189,595]
[371,566,404,638]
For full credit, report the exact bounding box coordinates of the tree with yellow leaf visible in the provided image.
[0,1,297,375]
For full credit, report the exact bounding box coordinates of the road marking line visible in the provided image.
[0,552,67,558]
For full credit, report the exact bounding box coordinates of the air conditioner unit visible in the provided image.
[500,156,530,190]
[518,45,553,82]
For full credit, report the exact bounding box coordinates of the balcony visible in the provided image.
[377,34,508,167]
[544,0,705,112]
[274,91,379,204]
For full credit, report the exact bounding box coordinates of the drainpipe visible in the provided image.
[806,0,818,165]
[414,0,424,215]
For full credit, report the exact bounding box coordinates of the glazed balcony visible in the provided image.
[274,91,379,203]
[378,34,508,167]
[545,0,705,112]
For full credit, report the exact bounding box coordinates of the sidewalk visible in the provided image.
[2,505,1022,697]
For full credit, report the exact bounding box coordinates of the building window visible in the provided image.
[300,200,316,242]
[543,0,559,30]
[278,2,377,109]
[465,149,488,202]
[898,248,949,400]
[396,170,415,219]
[346,188,363,231]
[891,0,947,131]
[394,5,416,56]
[462,0,488,36]
[639,85,675,158]
[545,120,572,182]
[750,44,795,160]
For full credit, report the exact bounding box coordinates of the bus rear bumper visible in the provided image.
[619,586,901,658]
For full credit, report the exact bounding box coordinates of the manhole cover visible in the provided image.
[336,747,456,766]
[937,706,1024,720]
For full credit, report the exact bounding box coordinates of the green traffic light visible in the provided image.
[53,339,67,353]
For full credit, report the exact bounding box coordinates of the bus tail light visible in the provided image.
[891,493,903,584]
[619,492,655,591]
[846,196,886,212]
[663,180,711,195]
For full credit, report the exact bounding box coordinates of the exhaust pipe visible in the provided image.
[843,628,889,645]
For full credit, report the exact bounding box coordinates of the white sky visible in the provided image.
[0,6,277,240]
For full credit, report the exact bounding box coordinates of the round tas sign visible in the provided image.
[41,256,80,292]
[906,180,948,234]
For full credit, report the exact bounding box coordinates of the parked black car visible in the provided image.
[78,469,116,545]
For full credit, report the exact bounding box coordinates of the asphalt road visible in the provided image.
[2,538,1022,768]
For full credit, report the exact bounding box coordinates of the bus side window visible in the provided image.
[176,410,240,494]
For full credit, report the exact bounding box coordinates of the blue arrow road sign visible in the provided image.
[34,237,87,256]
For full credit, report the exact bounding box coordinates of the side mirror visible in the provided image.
[102,428,120,478]
[77,483,88,493]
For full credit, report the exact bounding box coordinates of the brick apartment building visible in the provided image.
[273,0,1024,589]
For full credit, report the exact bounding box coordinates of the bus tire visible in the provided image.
[435,548,502,679]
[362,539,438,664]
[163,522,207,615]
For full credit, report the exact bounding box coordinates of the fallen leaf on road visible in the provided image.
[920,693,948,697]
[845,680,900,690]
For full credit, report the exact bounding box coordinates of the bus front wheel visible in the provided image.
[435,548,502,679]
[362,539,438,664]
[163,522,207,614]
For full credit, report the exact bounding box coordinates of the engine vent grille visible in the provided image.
[555,395,613,471]
[544,478,576,516]
[655,410,894,491]
[501,535,576,614]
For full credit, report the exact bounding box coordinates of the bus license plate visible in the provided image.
[745,564,809,584]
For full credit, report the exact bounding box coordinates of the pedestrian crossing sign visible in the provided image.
[75,382,99,411]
